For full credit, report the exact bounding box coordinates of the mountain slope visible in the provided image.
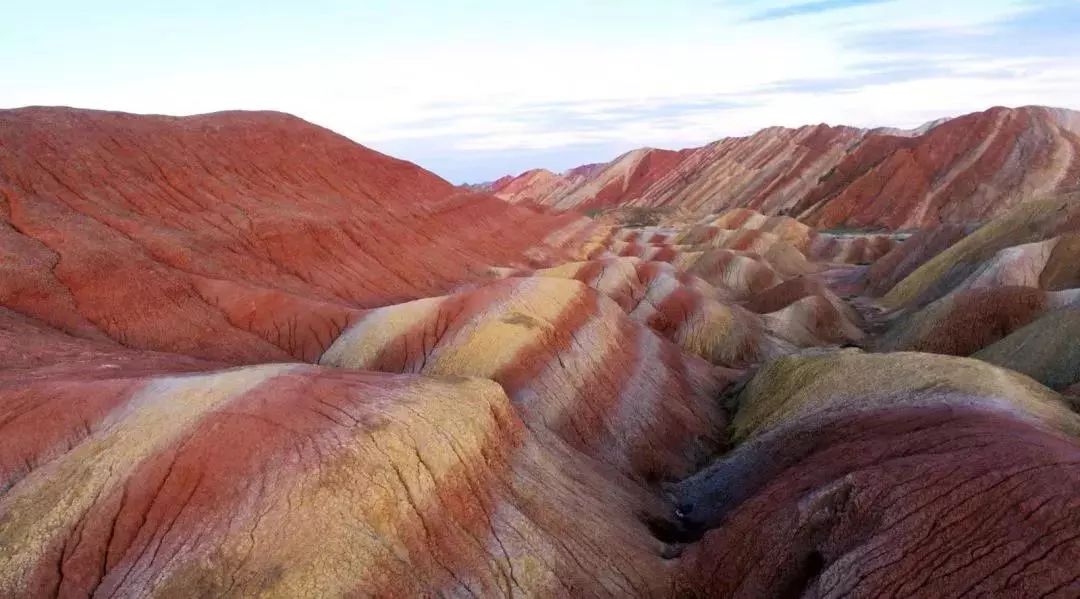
[483,105,1080,229]
[3,108,1080,597]
[0,107,596,363]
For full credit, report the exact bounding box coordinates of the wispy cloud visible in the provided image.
[761,60,1019,95]
[846,1,1080,58]
[364,96,751,147]
[745,0,893,22]
[7,0,1077,183]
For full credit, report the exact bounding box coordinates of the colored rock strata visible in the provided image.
[0,107,602,364]
[2,107,1079,597]
[974,306,1080,391]
[668,349,1080,597]
[868,195,1080,385]
[481,105,1080,229]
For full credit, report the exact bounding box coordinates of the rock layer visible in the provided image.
[482,105,1080,229]
[0,358,670,597]
[319,276,732,481]
[0,107,598,363]
[3,107,1080,597]
[669,349,1080,597]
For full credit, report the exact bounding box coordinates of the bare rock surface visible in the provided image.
[2,107,1079,597]
[482,106,1080,229]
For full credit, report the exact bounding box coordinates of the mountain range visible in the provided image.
[476,105,1080,229]
[1,104,1079,596]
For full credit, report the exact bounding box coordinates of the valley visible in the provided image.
[0,106,1078,597]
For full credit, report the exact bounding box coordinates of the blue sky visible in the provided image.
[3,1,1079,183]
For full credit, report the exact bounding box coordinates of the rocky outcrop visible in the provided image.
[484,106,1080,229]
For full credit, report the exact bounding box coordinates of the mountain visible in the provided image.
[2,107,1079,596]
[0,107,598,363]
[481,105,1080,229]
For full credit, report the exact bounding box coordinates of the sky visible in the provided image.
[3,1,1079,183]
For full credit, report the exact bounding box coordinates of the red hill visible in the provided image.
[486,105,1080,229]
[0,107,593,363]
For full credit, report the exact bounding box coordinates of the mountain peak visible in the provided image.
[485,104,1080,228]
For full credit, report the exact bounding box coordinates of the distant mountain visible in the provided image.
[870,116,952,137]
[480,105,1080,229]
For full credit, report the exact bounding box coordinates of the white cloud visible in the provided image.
[3,0,1076,181]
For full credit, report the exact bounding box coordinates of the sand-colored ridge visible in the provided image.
[881,193,1080,309]
[321,277,731,481]
[975,308,1080,391]
[729,348,1080,443]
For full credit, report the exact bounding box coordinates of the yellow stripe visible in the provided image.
[151,376,519,597]
[0,363,297,594]
[424,279,583,379]
[320,296,444,370]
